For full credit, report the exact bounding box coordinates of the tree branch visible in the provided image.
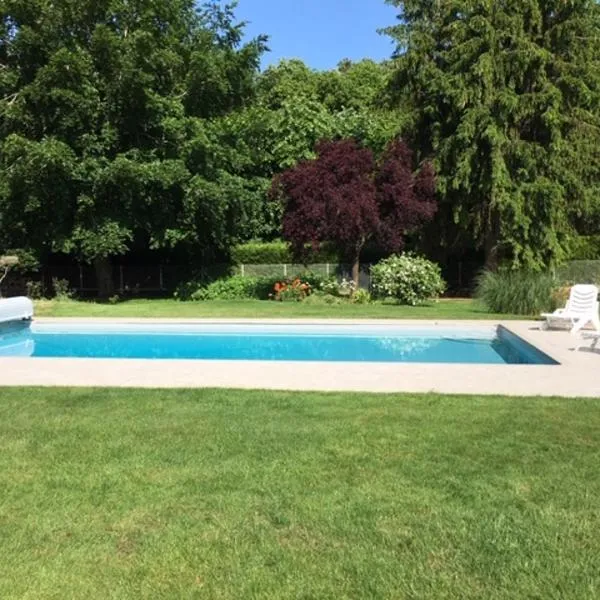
[1,92,19,106]
[0,265,10,297]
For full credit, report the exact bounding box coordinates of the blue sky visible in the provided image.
[235,0,399,71]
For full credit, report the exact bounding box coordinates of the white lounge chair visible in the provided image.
[0,296,34,324]
[541,284,600,334]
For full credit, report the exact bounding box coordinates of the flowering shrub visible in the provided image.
[319,278,339,296]
[270,278,311,301]
[320,277,357,297]
[338,278,357,297]
[178,272,326,301]
[371,254,446,305]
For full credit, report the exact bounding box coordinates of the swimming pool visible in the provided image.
[0,322,557,365]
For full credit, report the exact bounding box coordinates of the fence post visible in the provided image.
[326,263,330,277]
[159,265,164,290]
[283,264,288,277]
[241,264,245,277]
[119,266,124,294]
[79,265,84,290]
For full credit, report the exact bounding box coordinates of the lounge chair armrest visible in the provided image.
[541,310,567,318]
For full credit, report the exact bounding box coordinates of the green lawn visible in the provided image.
[1,388,598,599]
[34,297,523,320]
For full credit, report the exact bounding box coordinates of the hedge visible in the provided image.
[557,260,600,285]
[231,241,339,265]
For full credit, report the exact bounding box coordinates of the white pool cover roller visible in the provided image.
[0,296,34,323]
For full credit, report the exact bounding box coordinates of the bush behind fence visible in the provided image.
[233,263,372,288]
[556,260,600,285]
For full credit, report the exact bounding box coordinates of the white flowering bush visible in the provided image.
[320,277,357,297]
[371,254,446,305]
[337,278,357,297]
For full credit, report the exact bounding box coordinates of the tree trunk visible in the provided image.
[484,209,501,271]
[484,235,499,272]
[351,253,360,288]
[0,266,9,298]
[94,257,115,299]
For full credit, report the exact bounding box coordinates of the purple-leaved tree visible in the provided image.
[272,138,437,285]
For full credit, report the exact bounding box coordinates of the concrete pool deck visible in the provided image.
[1,318,599,397]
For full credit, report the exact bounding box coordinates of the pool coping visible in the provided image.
[1,318,598,397]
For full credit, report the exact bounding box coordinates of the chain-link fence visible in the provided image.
[233,263,372,289]
[7,259,595,299]
[2,264,192,298]
[2,262,372,297]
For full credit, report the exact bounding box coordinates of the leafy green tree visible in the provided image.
[386,0,600,270]
[255,58,402,155]
[317,59,393,112]
[0,0,265,296]
[257,59,320,109]
[205,58,405,242]
[0,135,78,257]
[1,0,406,296]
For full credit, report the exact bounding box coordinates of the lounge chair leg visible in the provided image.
[570,319,585,335]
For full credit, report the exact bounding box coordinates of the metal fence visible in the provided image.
[3,264,192,297]
[8,259,595,299]
[2,262,372,297]
[234,263,373,289]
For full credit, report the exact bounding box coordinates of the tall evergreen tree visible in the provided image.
[386,0,600,270]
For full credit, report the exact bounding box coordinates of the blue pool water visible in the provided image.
[0,322,557,365]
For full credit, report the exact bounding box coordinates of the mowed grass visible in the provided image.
[34,298,522,320]
[0,388,598,599]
